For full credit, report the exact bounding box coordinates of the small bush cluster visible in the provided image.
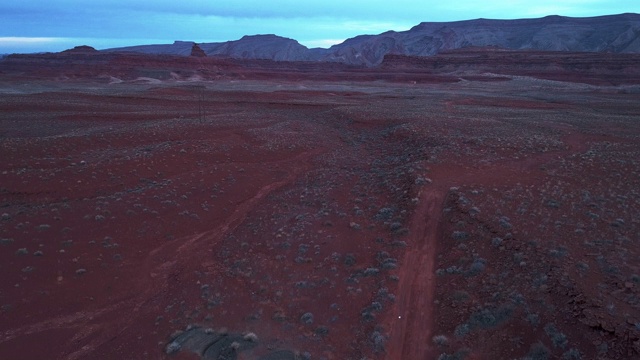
[544,323,568,349]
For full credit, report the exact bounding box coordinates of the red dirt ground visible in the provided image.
[1,52,640,359]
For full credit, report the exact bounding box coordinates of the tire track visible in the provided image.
[386,187,446,360]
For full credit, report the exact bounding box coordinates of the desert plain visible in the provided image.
[1,49,640,359]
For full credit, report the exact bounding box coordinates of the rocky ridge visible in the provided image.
[103,13,640,66]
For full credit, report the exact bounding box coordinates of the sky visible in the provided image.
[0,0,637,54]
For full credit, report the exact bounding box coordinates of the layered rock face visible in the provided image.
[103,13,640,65]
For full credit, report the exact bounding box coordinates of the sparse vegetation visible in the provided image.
[432,334,449,346]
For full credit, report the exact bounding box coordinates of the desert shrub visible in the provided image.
[532,273,548,286]
[389,222,403,231]
[457,195,470,206]
[165,341,181,354]
[546,199,560,208]
[300,312,314,325]
[394,227,409,236]
[452,231,469,241]
[370,330,386,353]
[562,348,582,359]
[467,305,514,330]
[361,309,375,322]
[549,246,568,258]
[525,312,540,327]
[525,342,550,360]
[491,237,503,247]
[454,323,470,338]
[361,300,383,322]
[243,332,258,342]
[364,267,380,276]
[437,348,469,360]
[314,326,329,336]
[499,217,512,229]
[452,290,470,303]
[597,342,608,354]
[370,301,383,311]
[344,253,356,266]
[375,207,394,220]
[432,335,449,346]
[295,281,311,289]
[298,243,309,255]
[415,177,431,185]
[510,292,525,305]
[513,252,525,263]
[272,310,286,322]
[610,218,625,227]
[544,323,568,349]
[465,258,486,277]
[576,262,589,271]
[380,257,398,270]
[390,240,407,247]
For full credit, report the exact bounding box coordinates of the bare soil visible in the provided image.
[1,52,639,359]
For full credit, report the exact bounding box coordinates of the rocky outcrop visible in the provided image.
[190,43,206,57]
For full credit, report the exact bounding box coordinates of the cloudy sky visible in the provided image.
[1,0,637,53]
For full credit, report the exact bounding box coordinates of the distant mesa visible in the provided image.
[12,13,640,67]
[62,45,98,54]
[99,13,640,66]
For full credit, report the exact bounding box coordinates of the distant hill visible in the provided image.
[105,13,640,66]
[106,41,195,56]
[106,35,314,61]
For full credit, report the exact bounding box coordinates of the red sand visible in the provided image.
[1,52,640,359]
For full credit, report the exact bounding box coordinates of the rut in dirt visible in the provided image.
[383,130,592,359]
[386,188,446,360]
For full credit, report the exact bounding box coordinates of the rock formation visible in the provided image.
[190,43,206,57]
